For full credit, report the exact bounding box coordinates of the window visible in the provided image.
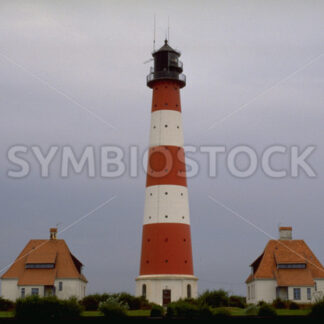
[25,263,55,269]
[248,286,250,300]
[187,284,191,298]
[31,288,39,296]
[307,288,311,300]
[142,284,146,298]
[315,282,317,291]
[59,281,63,291]
[293,288,301,300]
[21,288,25,298]
[277,263,306,269]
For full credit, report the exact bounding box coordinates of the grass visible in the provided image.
[0,311,14,318]
[276,309,310,316]
[0,307,311,318]
[127,309,151,317]
[81,311,103,317]
[81,309,150,317]
[213,307,310,316]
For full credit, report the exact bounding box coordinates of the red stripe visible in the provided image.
[146,146,187,187]
[151,80,181,112]
[139,223,194,275]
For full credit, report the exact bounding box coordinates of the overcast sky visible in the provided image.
[0,0,323,296]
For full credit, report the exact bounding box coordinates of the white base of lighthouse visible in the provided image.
[135,274,198,306]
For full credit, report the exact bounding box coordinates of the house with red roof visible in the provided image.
[1,228,87,301]
[246,227,324,303]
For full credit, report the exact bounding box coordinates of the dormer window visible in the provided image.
[25,263,55,269]
[277,263,306,269]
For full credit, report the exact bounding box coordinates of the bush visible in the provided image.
[213,307,231,319]
[272,298,287,309]
[80,294,102,311]
[166,300,213,319]
[257,300,266,307]
[257,304,277,317]
[0,297,14,311]
[15,296,83,320]
[150,304,164,317]
[245,304,258,315]
[198,290,229,307]
[228,295,246,308]
[309,300,324,318]
[289,301,300,310]
[99,296,128,320]
[117,293,149,310]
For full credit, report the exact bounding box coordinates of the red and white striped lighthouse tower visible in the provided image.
[136,40,198,306]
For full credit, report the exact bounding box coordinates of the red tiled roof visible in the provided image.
[1,239,87,284]
[26,251,56,264]
[18,269,56,286]
[274,250,305,264]
[276,268,314,286]
[246,239,324,285]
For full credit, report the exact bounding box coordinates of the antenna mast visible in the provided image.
[153,14,156,51]
[168,16,170,42]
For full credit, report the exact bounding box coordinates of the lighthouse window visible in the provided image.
[164,124,168,127]
[177,125,180,129]
[149,216,151,219]
[153,125,156,129]
[165,215,168,218]
[142,284,147,298]
[150,193,152,196]
[165,103,168,106]
[183,238,186,242]
[182,216,185,219]
[165,192,168,195]
[187,285,192,298]
[185,260,188,264]
[165,260,168,263]
[181,193,183,196]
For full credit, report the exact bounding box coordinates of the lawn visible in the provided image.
[81,310,150,317]
[127,309,150,317]
[276,309,310,316]
[0,308,310,318]
[0,311,14,318]
[214,307,310,316]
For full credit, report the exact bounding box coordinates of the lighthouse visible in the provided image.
[136,40,198,306]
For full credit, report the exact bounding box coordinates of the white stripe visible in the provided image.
[149,110,184,147]
[143,185,190,225]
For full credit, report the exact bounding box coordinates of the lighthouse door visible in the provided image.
[162,289,171,306]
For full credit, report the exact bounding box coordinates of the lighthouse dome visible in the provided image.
[147,40,186,88]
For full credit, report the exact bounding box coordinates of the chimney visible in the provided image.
[50,228,57,240]
[279,226,292,240]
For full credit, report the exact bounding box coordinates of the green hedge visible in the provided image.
[0,297,14,311]
[150,304,164,317]
[257,304,277,317]
[309,300,324,318]
[166,300,213,319]
[15,296,83,320]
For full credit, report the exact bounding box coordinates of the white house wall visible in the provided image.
[1,279,19,301]
[246,280,277,304]
[54,279,86,300]
[1,279,86,301]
